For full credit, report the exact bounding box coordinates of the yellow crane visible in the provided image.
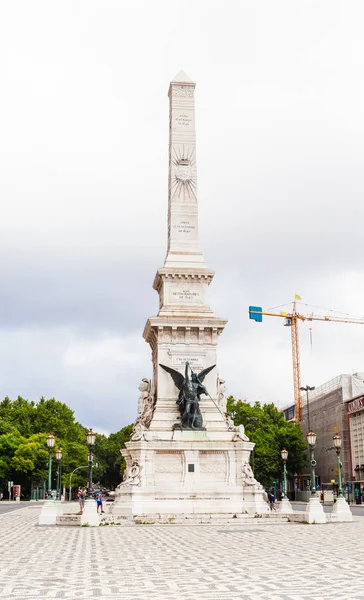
[249,300,364,423]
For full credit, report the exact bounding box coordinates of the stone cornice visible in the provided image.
[153,267,215,293]
[143,315,228,344]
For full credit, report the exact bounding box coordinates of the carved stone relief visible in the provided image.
[172,86,194,98]
[199,452,227,477]
[241,462,258,486]
[131,378,156,441]
[117,461,142,487]
[204,330,212,343]
[217,378,227,414]
[154,453,183,478]
[233,423,250,442]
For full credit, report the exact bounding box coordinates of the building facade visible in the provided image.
[346,394,364,502]
[283,373,364,496]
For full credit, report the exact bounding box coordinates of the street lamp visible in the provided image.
[86,428,96,498]
[329,432,353,521]
[281,448,288,499]
[300,385,315,431]
[46,433,56,499]
[304,429,327,523]
[333,434,343,499]
[306,430,317,497]
[55,448,63,500]
[278,448,293,513]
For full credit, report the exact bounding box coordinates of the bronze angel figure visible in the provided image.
[160,361,215,429]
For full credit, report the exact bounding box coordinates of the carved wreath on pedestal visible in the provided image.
[118,461,141,488]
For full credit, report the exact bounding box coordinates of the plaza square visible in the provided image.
[1,504,364,600]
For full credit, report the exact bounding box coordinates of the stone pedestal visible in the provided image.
[332,497,353,522]
[39,500,58,525]
[243,485,269,514]
[113,437,267,516]
[304,496,326,524]
[81,498,99,527]
[279,497,294,514]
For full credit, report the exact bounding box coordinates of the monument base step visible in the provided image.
[56,513,82,526]
[131,513,289,525]
[101,511,289,525]
[56,511,291,526]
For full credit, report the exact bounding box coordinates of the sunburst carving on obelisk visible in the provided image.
[171,145,197,200]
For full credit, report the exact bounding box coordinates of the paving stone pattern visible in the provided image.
[0,505,362,600]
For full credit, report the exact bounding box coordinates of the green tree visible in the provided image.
[0,394,134,496]
[0,431,25,486]
[227,397,308,487]
[11,433,49,483]
[33,397,86,443]
[94,424,133,489]
[0,396,88,496]
[0,396,36,437]
[0,418,18,436]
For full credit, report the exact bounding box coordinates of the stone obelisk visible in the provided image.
[143,69,228,436]
[164,70,204,268]
[112,71,268,517]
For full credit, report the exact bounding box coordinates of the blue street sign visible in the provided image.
[249,306,263,322]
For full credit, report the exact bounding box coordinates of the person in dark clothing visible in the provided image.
[268,490,276,511]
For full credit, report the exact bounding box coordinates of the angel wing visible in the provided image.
[159,364,185,391]
[197,364,216,383]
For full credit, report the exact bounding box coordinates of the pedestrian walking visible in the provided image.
[95,490,104,513]
[268,489,276,511]
[77,488,85,514]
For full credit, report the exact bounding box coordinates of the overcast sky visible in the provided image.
[1,1,364,433]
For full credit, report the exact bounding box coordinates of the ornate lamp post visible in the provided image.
[304,430,326,523]
[333,434,343,498]
[38,433,59,525]
[278,448,293,514]
[55,448,63,500]
[306,430,317,497]
[331,432,352,521]
[281,448,288,498]
[86,428,96,498]
[78,428,100,527]
[46,433,55,499]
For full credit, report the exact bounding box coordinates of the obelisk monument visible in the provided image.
[112,71,267,517]
[143,69,228,436]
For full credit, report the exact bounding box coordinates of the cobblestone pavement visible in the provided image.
[0,505,363,600]
[0,501,30,515]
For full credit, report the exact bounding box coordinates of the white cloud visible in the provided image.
[0,0,363,431]
[63,334,141,371]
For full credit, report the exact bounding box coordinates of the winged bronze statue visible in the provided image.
[160,361,216,429]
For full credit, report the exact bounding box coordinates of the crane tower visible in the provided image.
[249,300,364,422]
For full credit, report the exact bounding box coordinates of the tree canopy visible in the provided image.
[94,424,133,489]
[0,395,132,497]
[227,396,308,487]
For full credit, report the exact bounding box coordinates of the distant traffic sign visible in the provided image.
[249,306,263,322]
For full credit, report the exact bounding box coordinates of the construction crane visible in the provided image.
[249,300,364,423]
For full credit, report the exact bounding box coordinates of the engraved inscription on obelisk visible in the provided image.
[165,70,205,267]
